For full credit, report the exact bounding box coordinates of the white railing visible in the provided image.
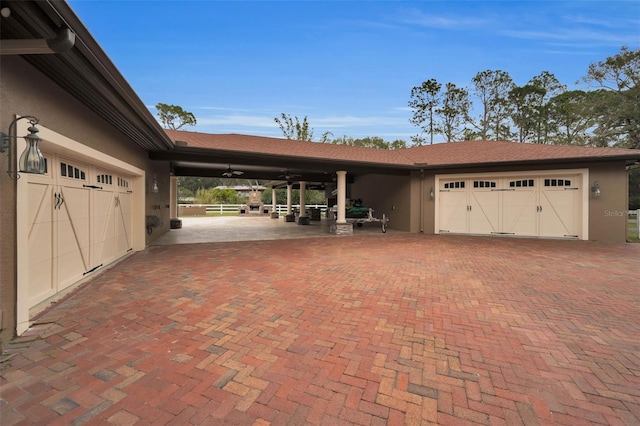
[631,209,640,239]
[179,203,328,216]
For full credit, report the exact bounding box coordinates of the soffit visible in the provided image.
[0,0,173,151]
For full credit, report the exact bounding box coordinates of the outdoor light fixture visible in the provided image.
[0,116,46,179]
[151,174,159,194]
[591,181,601,198]
[429,186,435,199]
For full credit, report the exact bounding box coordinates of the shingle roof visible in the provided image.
[399,140,640,166]
[165,130,415,166]
[165,130,640,168]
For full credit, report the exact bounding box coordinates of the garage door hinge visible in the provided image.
[564,235,579,238]
[83,184,103,190]
[491,232,515,235]
[563,188,579,191]
[83,264,103,275]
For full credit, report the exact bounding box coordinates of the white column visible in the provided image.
[299,181,307,217]
[271,187,277,211]
[286,183,293,214]
[170,176,178,218]
[336,171,347,223]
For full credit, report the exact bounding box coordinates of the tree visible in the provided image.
[470,70,514,140]
[547,90,596,146]
[527,71,565,144]
[436,83,470,142]
[408,78,442,145]
[155,103,197,130]
[274,113,332,142]
[330,136,407,149]
[509,84,546,143]
[582,46,640,148]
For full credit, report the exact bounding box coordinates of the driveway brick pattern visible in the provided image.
[1,235,639,425]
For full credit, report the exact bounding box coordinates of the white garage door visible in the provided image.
[26,154,134,308]
[437,171,585,239]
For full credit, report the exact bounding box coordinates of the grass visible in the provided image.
[629,220,639,242]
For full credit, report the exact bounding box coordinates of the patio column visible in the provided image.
[270,187,279,219]
[169,176,182,229]
[330,170,352,235]
[285,182,295,222]
[298,181,310,225]
[336,171,347,223]
[170,176,177,218]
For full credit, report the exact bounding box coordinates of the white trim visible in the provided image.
[16,122,146,335]
[434,168,589,241]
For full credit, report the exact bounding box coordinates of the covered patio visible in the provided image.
[2,234,639,425]
[152,216,395,245]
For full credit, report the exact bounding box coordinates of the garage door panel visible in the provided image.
[469,190,500,234]
[539,188,580,238]
[437,172,583,239]
[27,182,55,306]
[115,192,132,254]
[92,190,116,267]
[439,190,467,233]
[502,189,537,236]
[57,186,91,290]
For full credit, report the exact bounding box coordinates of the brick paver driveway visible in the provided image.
[1,235,639,425]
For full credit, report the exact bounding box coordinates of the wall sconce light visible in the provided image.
[429,186,435,199]
[0,116,46,179]
[591,181,601,198]
[151,174,159,194]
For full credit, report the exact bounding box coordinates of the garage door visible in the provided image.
[26,154,134,307]
[437,172,584,239]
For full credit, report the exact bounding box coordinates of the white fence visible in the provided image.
[631,209,640,239]
[179,203,328,216]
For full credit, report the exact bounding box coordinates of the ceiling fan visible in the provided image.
[278,170,301,181]
[222,165,244,178]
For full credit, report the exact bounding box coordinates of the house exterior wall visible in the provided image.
[350,174,412,232]
[588,161,629,242]
[0,56,169,351]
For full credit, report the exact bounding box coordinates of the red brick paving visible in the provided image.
[1,235,639,425]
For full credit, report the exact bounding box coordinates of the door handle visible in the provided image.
[54,192,63,210]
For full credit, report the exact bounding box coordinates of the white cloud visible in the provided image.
[501,27,637,46]
[197,115,276,128]
[396,8,489,29]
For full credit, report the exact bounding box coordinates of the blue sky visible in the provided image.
[68,1,639,143]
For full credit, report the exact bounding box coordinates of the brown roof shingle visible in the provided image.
[165,130,415,166]
[165,131,640,168]
[399,140,640,166]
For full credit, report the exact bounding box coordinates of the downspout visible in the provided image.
[420,169,424,233]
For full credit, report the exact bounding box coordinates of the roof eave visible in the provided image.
[2,1,174,151]
[415,155,640,170]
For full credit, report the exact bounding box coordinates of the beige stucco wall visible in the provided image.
[1,56,169,351]
[588,161,629,242]
[350,173,412,232]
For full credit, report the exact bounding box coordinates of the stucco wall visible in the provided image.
[0,56,169,351]
[350,174,412,232]
[588,161,629,242]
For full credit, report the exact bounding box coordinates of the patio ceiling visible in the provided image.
[151,147,414,183]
